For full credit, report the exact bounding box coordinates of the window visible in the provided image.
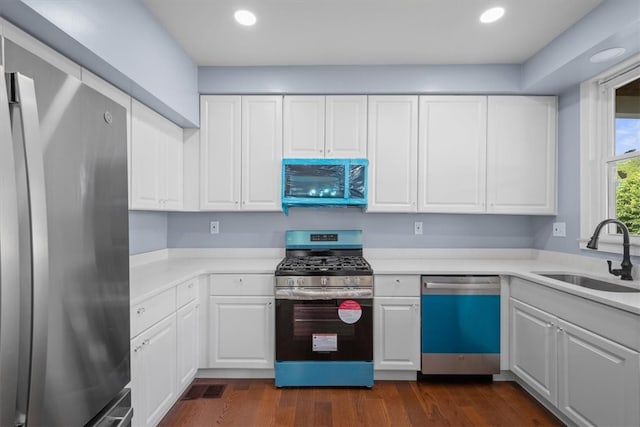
[580,55,640,256]
[610,79,640,234]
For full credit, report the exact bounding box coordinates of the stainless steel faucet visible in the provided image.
[586,219,633,280]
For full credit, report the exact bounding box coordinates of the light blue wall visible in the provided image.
[198,64,523,95]
[129,211,168,254]
[532,87,581,254]
[0,0,199,126]
[522,0,640,93]
[167,211,535,249]
[532,87,640,264]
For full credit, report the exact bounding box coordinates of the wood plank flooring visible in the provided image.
[159,378,563,427]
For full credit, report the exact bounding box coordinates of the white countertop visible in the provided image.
[130,248,640,314]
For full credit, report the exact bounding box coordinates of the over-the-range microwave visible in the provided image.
[281,158,368,214]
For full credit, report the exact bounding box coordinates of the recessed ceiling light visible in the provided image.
[234,9,256,26]
[480,7,505,24]
[589,47,626,63]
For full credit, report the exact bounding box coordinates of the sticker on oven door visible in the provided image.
[338,300,362,324]
[313,333,337,352]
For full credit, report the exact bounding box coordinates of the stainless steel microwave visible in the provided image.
[281,158,368,214]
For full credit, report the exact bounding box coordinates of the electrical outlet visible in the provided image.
[210,221,219,234]
[414,221,423,235]
[552,222,566,237]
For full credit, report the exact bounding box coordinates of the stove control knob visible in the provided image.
[321,277,327,286]
[287,278,294,286]
[296,278,305,286]
[354,277,361,285]
[343,277,351,285]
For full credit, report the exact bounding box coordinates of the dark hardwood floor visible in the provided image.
[159,378,563,426]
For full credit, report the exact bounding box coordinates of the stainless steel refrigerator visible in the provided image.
[0,38,131,426]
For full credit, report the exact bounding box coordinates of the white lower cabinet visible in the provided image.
[130,278,201,427]
[131,314,177,427]
[207,275,275,369]
[557,319,640,427]
[373,275,421,372]
[176,299,200,394]
[510,282,640,427]
[510,298,557,403]
[374,297,420,370]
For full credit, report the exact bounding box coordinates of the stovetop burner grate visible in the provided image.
[275,255,372,276]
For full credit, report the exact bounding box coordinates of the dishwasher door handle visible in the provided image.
[423,282,500,294]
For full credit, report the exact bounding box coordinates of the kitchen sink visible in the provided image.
[536,273,640,293]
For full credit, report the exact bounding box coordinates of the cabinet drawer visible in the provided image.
[209,274,274,296]
[374,275,420,297]
[131,288,176,338]
[177,278,198,308]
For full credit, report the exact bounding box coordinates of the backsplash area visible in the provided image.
[125,209,537,254]
[129,211,168,254]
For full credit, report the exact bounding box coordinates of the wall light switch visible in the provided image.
[210,221,219,234]
[414,221,423,235]
[552,222,566,237]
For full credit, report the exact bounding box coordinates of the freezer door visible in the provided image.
[0,67,21,427]
[4,39,130,427]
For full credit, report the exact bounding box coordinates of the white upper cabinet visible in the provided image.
[486,96,557,214]
[200,95,283,211]
[325,95,367,158]
[367,96,418,212]
[283,96,325,157]
[283,95,367,158]
[200,95,242,210]
[130,99,183,211]
[418,96,487,213]
[241,96,283,211]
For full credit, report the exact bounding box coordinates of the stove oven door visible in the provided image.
[275,298,373,362]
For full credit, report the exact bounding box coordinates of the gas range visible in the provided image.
[274,230,374,388]
[275,230,373,298]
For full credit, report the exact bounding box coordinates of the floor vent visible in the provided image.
[182,384,226,400]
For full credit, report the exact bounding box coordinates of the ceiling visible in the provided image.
[142,0,603,66]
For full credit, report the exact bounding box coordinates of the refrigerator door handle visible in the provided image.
[8,72,50,426]
[0,68,22,427]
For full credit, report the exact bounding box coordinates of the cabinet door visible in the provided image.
[367,96,418,212]
[241,96,283,211]
[176,300,200,395]
[325,95,367,158]
[200,95,242,210]
[510,298,557,405]
[374,297,421,370]
[418,96,487,213]
[131,314,177,427]
[162,121,184,210]
[208,296,275,368]
[130,100,161,210]
[283,96,325,158]
[487,96,557,214]
[557,319,640,427]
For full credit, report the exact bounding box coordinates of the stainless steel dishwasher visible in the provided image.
[421,275,500,375]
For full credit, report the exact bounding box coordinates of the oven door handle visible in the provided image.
[275,288,373,300]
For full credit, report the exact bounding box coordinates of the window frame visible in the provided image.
[580,54,640,256]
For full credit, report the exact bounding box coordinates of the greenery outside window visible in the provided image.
[609,81,640,234]
[580,55,640,256]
